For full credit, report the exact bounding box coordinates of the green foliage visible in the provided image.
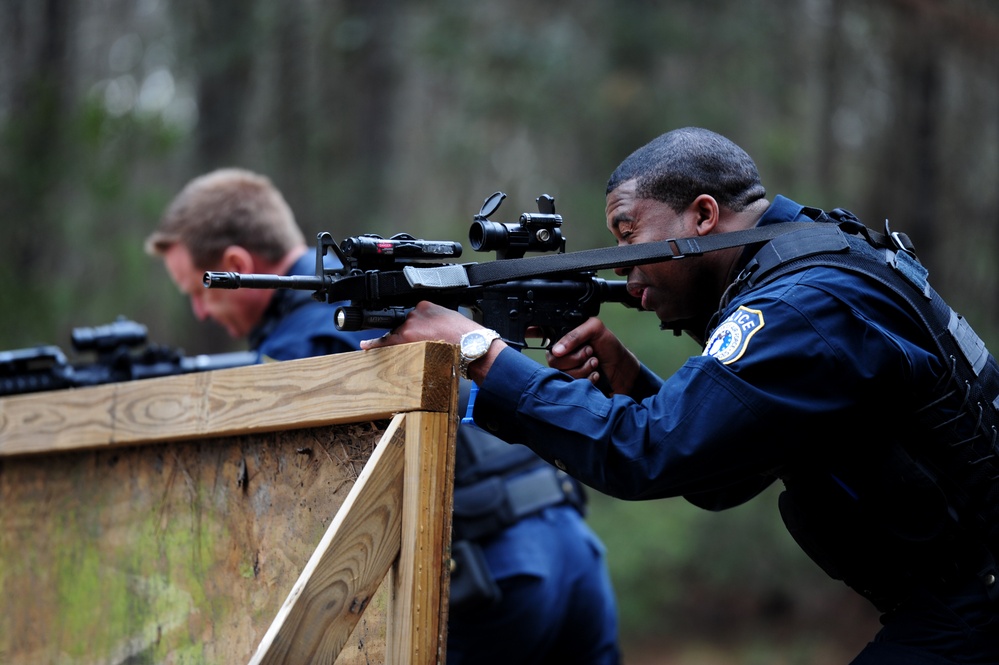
[586,493,704,636]
[587,484,866,646]
[0,85,201,351]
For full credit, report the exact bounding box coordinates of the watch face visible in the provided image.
[463,332,490,356]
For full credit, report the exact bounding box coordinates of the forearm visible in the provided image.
[628,363,664,401]
[473,350,781,501]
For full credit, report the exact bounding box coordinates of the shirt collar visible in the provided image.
[727,195,813,283]
[756,195,810,226]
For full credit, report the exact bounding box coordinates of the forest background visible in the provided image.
[1,0,997,663]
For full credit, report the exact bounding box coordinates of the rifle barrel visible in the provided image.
[203,271,326,291]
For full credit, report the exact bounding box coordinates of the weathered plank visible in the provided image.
[391,409,456,664]
[0,342,456,457]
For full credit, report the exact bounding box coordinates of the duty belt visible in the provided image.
[452,463,586,542]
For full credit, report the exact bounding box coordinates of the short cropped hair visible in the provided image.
[145,168,304,268]
[606,127,767,213]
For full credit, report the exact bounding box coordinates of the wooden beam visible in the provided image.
[390,409,457,664]
[250,415,409,664]
[0,342,455,457]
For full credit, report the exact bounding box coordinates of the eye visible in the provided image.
[611,214,639,245]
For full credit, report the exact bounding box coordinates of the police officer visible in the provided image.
[363,127,999,664]
[146,168,374,360]
[146,168,621,665]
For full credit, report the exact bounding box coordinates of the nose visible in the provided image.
[614,265,630,277]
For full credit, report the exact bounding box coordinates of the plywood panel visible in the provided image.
[0,422,388,664]
[251,415,408,664]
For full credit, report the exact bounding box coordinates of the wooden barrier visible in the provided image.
[0,342,459,664]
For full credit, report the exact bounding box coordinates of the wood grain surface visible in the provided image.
[0,422,387,663]
[0,342,456,456]
[0,343,461,664]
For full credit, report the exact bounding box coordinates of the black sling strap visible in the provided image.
[382,222,823,301]
[331,221,826,302]
[462,222,818,286]
[405,213,911,292]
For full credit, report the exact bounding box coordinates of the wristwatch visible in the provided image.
[458,329,501,379]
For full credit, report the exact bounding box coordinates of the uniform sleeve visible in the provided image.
[474,268,932,504]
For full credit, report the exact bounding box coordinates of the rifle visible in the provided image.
[0,317,259,397]
[204,192,644,351]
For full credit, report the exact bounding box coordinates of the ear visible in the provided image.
[220,245,256,273]
[690,194,720,236]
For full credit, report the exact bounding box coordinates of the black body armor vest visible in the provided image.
[725,209,999,611]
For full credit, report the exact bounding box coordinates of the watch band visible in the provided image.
[459,329,501,379]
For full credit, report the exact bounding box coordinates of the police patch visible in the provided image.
[703,306,765,365]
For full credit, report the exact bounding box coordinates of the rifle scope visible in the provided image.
[468,192,565,259]
[340,234,462,262]
[71,317,147,352]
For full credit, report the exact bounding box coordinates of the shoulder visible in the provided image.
[737,258,924,334]
[705,264,935,379]
[260,302,381,360]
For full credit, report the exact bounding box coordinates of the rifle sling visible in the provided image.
[353,223,819,301]
[462,222,816,287]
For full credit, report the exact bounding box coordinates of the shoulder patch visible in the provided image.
[703,306,765,365]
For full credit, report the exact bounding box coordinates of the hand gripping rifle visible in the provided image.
[0,317,259,397]
[204,192,644,351]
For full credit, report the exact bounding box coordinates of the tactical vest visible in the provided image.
[722,208,999,611]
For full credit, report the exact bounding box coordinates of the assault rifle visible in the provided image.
[0,317,259,397]
[203,192,644,351]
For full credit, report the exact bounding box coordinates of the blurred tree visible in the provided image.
[0,0,76,340]
[0,1,997,660]
[174,0,257,171]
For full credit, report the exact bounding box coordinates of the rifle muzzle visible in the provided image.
[204,271,241,288]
